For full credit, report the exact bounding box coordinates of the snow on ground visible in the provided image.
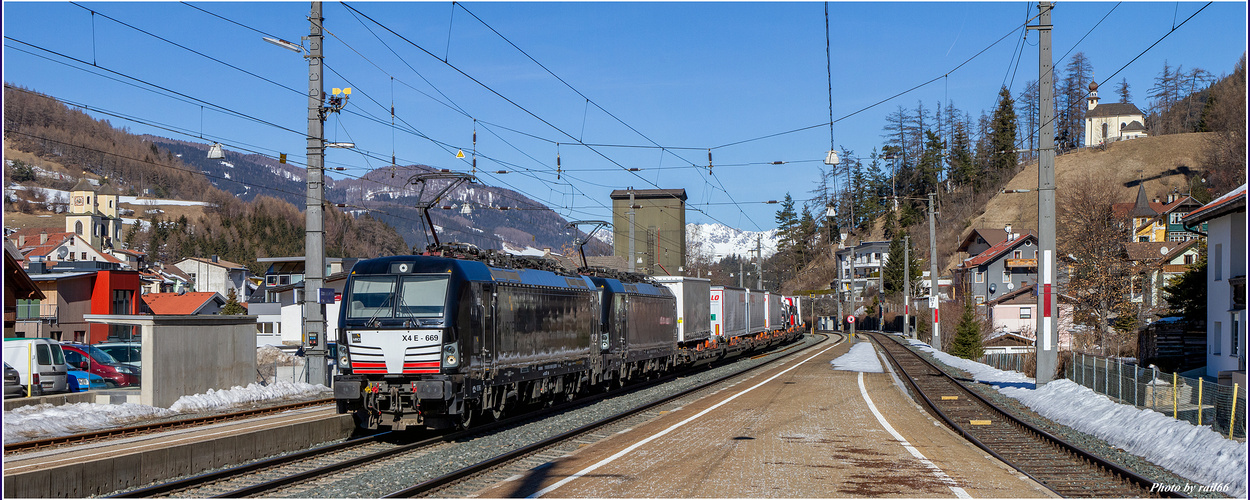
[1000,380,1246,497]
[2,381,329,444]
[908,339,1034,385]
[830,342,883,372]
[904,338,1245,496]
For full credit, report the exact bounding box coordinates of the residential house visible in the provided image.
[176,256,252,302]
[254,272,349,347]
[952,230,1039,309]
[11,229,125,268]
[984,283,1077,350]
[955,227,1010,261]
[109,248,146,270]
[1112,185,1208,243]
[142,292,227,315]
[249,256,357,347]
[5,240,46,338]
[1083,81,1148,146]
[1182,183,1246,385]
[1122,239,1203,319]
[11,261,144,343]
[833,240,892,306]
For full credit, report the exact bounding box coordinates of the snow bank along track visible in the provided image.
[112,335,826,498]
[866,332,1184,498]
[3,398,334,455]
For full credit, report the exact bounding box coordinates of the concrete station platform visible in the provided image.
[2,404,353,498]
[472,336,1059,498]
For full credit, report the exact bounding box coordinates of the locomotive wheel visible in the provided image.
[457,407,475,429]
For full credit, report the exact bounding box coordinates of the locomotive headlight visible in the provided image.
[443,342,460,367]
[339,351,350,368]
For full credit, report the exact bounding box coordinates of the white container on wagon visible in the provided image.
[655,276,712,345]
[747,289,767,334]
[765,292,785,331]
[710,285,749,340]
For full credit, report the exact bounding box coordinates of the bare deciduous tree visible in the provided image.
[1057,172,1141,355]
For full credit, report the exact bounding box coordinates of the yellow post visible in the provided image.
[25,345,33,397]
[1198,378,1204,426]
[1173,372,1179,420]
[1231,383,1240,440]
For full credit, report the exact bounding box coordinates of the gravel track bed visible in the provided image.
[898,339,1230,499]
[285,335,825,498]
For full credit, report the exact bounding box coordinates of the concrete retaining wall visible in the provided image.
[3,413,354,497]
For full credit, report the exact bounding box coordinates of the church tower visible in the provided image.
[65,177,123,251]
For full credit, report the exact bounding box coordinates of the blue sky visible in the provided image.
[3,2,1246,233]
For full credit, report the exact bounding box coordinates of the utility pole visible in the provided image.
[628,190,636,273]
[928,193,940,349]
[904,234,910,338]
[1032,1,1059,384]
[848,169,857,340]
[738,258,744,288]
[756,235,763,290]
[304,1,327,386]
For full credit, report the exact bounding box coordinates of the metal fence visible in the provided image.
[980,352,1030,373]
[1067,352,1246,440]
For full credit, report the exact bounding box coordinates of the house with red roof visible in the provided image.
[142,292,227,315]
[952,229,1039,309]
[10,228,124,268]
[1182,183,1246,384]
[1112,184,1208,243]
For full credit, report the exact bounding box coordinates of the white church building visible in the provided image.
[1084,80,1148,147]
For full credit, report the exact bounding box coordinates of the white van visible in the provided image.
[2,338,70,396]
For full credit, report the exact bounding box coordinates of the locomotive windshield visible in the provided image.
[347,275,449,319]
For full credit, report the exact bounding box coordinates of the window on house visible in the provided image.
[975,272,985,283]
[1003,270,1012,283]
[1214,322,1222,355]
[1020,307,1032,319]
[1232,314,1240,358]
[279,275,291,285]
[975,295,986,305]
[267,275,278,285]
[1214,244,1223,281]
[81,252,87,260]
[1184,254,1195,265]
[1013,250,1022,259]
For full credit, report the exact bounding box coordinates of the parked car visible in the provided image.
[68,369,109,392]
[4,362,25,399]
[95,342,141,371]
[2,338,70,396]
[59,343,139,388]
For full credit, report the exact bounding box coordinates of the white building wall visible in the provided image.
[1205,210,1247,379]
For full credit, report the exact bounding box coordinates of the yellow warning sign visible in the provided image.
[456,150,465,158]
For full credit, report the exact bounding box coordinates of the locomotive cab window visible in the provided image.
[397,276,449,318]
[348,277,396,318]
[348,275,450,319]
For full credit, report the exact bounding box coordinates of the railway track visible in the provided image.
[3,398,335,455]
[109,334,825,498]
[866,332,1183,498]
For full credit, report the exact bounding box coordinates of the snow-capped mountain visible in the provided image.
[686,223,779,261]
[594,223,778,261]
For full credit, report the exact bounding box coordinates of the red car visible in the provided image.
[60,343,140,388]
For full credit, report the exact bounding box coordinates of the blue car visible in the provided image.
[68,370,108,392]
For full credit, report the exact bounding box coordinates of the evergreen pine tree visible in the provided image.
[950,300,984,359]
[989,86,1019,173]
[221,288,246,315]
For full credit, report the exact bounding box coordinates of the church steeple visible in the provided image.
[1087,80,1100,111]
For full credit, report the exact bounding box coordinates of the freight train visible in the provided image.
[332,246,804,431]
